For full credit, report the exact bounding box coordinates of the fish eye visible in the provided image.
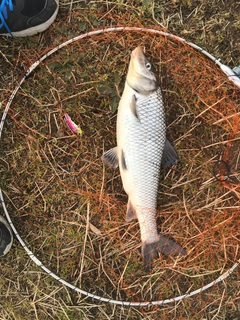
[145,62,152,70]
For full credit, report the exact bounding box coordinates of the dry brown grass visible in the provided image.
[0,1,239,319]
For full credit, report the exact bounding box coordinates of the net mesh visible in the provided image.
[0,21,239,313]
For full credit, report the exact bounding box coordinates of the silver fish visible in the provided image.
[102,46,186,270]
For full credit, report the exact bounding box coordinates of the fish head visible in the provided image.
[126,46,157,94]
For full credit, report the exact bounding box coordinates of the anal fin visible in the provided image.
[126,200,137,222]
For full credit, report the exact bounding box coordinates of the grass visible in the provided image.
[0,0,240,319]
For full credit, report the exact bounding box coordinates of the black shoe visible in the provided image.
[0,0,59,37]
[0,216,13,256]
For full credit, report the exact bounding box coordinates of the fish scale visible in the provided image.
[102,46,186,270]
[122,88,166,227]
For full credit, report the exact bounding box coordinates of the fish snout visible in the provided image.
[131,46,144,59]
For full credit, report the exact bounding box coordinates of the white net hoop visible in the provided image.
[0,26,239,307]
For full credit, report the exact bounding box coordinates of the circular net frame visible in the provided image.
[0,26,239,308]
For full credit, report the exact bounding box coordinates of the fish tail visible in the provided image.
[142,234,187,271]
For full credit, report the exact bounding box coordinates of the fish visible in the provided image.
[102,46,186,270]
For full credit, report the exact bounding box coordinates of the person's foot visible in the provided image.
[0,0,59,37]
[0,216,13,256]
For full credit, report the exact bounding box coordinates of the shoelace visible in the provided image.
[0,0,13,35]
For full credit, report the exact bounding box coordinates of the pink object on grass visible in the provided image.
[64,113,82,135]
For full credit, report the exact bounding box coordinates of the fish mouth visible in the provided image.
[127,46,158,94]
[131,46,144,58]
[131,46,149,59]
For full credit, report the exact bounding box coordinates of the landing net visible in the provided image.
[0,26,239,307]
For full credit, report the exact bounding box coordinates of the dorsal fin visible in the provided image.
[161,139,179,168]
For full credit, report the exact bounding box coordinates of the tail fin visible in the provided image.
[142,234,187,271]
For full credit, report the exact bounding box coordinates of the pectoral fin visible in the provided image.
[161,139,179,168]
[101,147,119,169]
[129,95,139,120]
[126,200,137,222]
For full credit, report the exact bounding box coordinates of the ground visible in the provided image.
[0,1,239,319]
